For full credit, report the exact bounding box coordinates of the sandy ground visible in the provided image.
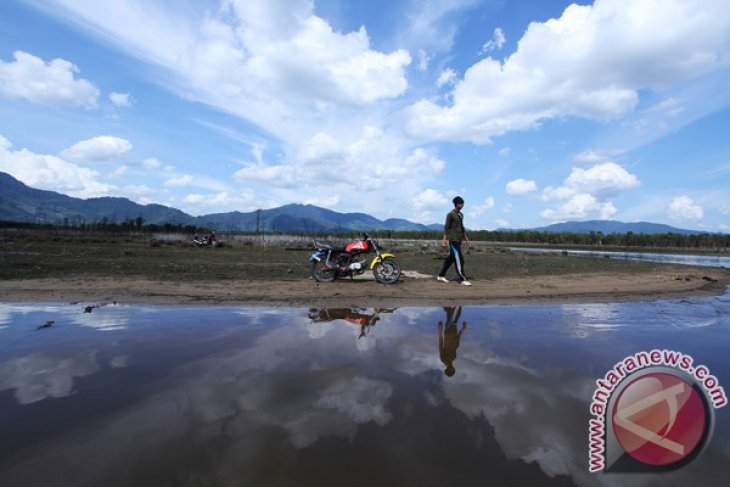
[1,267,727,307]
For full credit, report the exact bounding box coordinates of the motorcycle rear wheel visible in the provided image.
[312,261,337,282]
[373,257,401,284]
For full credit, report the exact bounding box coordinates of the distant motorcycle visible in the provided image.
[309,233,401,284]
[193,231,218,247]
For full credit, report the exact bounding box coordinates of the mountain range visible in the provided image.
[0,171,709,234]
[520,220,706,236]
[0,172,439,232]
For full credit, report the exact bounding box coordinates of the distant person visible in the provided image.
[437,196,472,285]
[438,306,467,377]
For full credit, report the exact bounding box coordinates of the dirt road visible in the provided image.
[1,268,726,307]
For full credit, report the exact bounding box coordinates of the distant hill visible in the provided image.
[0,172,194,226]
[0,172,440,232]
[3,173,710,235]
[514,220,705,235]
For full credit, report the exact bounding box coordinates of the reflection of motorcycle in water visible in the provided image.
[308,307,394,338]
[309,233,401,284]
[193,230,218,247]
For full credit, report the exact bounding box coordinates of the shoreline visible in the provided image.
[1,268,728,307]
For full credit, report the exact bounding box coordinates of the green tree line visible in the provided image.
[2,221,728,249]
[374,229,730,249]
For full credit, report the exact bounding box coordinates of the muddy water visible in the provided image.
[0,292,729,487]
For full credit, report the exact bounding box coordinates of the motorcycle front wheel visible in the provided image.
[373,257,401,284]
[312,261,337,282]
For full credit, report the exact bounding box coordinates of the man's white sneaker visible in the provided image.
[461,280,472,286]
[437,276,449,283]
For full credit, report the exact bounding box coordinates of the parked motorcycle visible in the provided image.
[309,233,401,284]
[193,230,218,247]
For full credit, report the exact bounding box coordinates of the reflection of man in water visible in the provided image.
[438,306,467,377]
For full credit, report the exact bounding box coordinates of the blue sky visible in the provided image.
[0,0,728,231]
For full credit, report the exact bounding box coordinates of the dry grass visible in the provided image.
[0,230,679,283]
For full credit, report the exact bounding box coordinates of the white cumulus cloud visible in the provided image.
[572,149,612,166]
[506,178,537,195]
[541,193,617,221]
[437,68,457,87]
[541,161,636,221]
[542,162,639,201]
[412,188,448,211]
[235,126,444,195]
[667,195,703,221]
[469,196,496,219]
[61,135,133,163]
[0,134,115,197]
[405,0,730,143]
[479,27,505,54]
[35,1,410,122]
[164,175,194,187]
[299,132,343,163]
[142,157,162,169]
[108,91,133,107]
[0,50,99,108]
[182,190,254,215]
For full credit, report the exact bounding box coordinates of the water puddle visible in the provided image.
[1,294,729,486]
[508,247,730,268]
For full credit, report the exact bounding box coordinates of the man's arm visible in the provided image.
[461,215,472,248]
[441,212,451,248]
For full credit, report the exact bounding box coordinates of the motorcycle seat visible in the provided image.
[313,240,347,252]
[314,241,346,252]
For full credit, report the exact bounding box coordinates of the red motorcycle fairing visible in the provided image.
[345,240,369,253]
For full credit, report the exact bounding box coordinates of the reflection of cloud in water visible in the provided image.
[560,303,626,338]
[438,353,593,484]
[654,298,728,329]
[387,326,727,487]
[0,350,99,404]
[0,323,397,486]
[0,302,133,332]
[394,307,437,326]
[560,296,730,338]
[316,376,392,424]
[0,304,66,330]
[109,355,129,368]
[283,376,392,447]
[64,303,130,331]
[235,307,301,327]
[388,333,442,376]
[178,324,394,450]
[421,345,725,487]
[3,304,728,487]
[355,333,376,352]
[306,321,336,339]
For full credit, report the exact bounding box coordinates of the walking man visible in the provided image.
[437,196,472,285]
